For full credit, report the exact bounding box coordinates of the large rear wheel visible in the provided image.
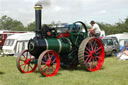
[78,37,104,71]
[38,50,60,77]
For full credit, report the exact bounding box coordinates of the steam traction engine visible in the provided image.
[16,5,105,77]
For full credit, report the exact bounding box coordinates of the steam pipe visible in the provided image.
[34,5,42,38]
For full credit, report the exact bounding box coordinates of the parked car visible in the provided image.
[102,37,120,56]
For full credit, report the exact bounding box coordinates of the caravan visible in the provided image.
[0,30,25,49]
[107,33,128,48]
[2,32,35,56]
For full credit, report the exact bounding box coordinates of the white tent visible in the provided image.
[100,30,105,37]
[2,32,35,56]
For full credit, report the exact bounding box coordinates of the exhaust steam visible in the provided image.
[35,0,51,6]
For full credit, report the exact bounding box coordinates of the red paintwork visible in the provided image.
[0,34,7,48]
[99,37,103,39]
[3,31,24,33]
[84,38,104,72]
[17,50,37,73]
[57,31,70,38]
[39,50,60,77]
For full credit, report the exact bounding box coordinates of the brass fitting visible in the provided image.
[34,5,42,10]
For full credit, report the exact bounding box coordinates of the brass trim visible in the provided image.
[34,6,42,10]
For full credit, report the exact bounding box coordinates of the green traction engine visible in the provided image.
[16,4,105,77]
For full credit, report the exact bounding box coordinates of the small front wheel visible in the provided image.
[38,50,60,77]
[16,50,37,73]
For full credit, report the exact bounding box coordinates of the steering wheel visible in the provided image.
[69,21,88,47]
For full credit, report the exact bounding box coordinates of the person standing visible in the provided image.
[90,20,101,38]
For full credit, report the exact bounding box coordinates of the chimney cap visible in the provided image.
[34,5,42,10]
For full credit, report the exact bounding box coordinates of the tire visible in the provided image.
[111,50,117,57]
[16,50,37,73]
[78,37,105,72]
[38,50,60,77]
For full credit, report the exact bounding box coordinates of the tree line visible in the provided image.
[97,18,128,35]
[0,15,128,35]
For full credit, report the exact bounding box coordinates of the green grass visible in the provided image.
[0,56,128,85]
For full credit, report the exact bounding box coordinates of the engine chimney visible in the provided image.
[34,4,42,38]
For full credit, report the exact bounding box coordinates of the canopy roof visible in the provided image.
[7,32,35,41]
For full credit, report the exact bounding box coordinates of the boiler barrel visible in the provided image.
[44,38,72,53]
[28,38,72,58]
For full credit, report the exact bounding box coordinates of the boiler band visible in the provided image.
[44,38,72,53]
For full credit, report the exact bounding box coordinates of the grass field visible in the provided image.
[0,56,128,85]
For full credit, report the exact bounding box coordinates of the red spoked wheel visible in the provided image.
[38,50,60,77]
[16,50,37,73]
[78,37,104,72]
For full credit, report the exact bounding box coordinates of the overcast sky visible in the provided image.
[0,0,128,26]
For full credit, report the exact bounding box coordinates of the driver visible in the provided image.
[89,21,101,38]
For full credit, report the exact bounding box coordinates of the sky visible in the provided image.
[0,0,128,26]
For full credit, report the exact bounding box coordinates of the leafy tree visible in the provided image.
[125,17,128,24]
[26,21,35,31]
[97,17,128,35]
[1,15,128,35]
[0,15,25,31]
